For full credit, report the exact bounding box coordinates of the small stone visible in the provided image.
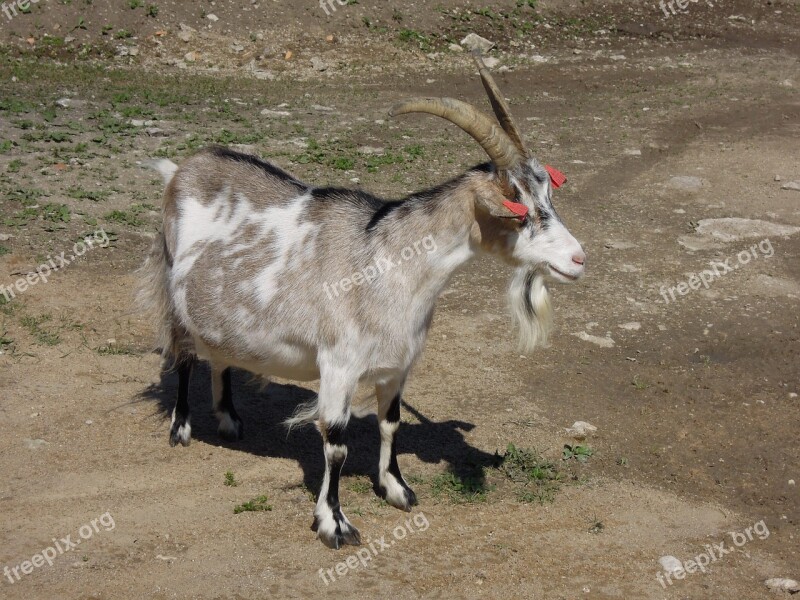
[24,438,49,449]
[0,233,13,241]
[85,420,93,425]
[610,54,626,61]
[460,33,494,53]
[55,98,72,108]
[774,175,782,182]
[573,49,583,55]
[765,578,800,593]
[780,181,800,192]
[659,556,683,575]
[128,46,140,56]
[310,56,328,72]
[789,480,796,486]
[64,35,75,43]
[230,43,245,53]
[566,421,597,439]
[604,241,637,250]
[790,393,798,399]
[206,13,219,22]
[779,79,794,88]
[668,175,704,191]
[482,56,500,69]
[146,127,168,137]
[311,104,334,112]
[624,149,642,156]
[619,322,641,330]
[530,54,548,63]
[326,34,336,43]
[573,332,615,348]
[284,50,293,60]
[260,108,291,117]
[448,43,463,52]
[184,51,200,62]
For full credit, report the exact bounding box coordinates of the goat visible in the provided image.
[138,56,586,549]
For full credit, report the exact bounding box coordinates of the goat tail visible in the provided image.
[135,232,177,360]
[283,399,320,433]
[509,267,552,353]
[143,158,179,186]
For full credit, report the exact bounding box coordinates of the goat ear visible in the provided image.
[476,177,528,220]
[476,194,528,220]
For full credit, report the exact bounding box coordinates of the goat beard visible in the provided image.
[509,267,553,353]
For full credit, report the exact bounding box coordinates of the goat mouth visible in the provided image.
[547,264,580,281]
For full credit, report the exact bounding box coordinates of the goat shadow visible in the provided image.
[140,361,499,497]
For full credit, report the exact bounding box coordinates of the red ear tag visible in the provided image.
[545,165,567,189]
[502,200,529,220]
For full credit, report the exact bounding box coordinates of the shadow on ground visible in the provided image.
[139,360,498,497]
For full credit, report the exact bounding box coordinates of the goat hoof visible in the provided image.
[169,420,191,447]
[314,513,361,549]
[380,478,417,511]
[217,414,244,442]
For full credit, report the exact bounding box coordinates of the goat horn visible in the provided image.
[389,97,523,171]
[472,51,528,157]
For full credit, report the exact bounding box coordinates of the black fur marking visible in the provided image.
[208,146,299,184]
[217,368,244,441]
[326,455,344,513]
[366,201,404,231]
[523,270,537,317]
[385,394,401,423]
[326,422,347,447]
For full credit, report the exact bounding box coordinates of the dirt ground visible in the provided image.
[0,0,798,598]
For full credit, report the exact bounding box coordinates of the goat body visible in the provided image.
[140,61,585,548]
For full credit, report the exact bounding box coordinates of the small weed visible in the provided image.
[562,444,593,463]
[20,314,61,346]
[0,246,9,256]
[147,4,158,17]
[96,343,137,356]
[234,495,272,514]
[632,375,649,390]
[431,471,490,504]
[499,443,562,504]
[224,471,238,487]
[348,479,372,494]
[128,0,142,8]
[7,159,24,173]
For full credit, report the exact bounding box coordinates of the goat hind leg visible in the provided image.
[377,378,417,511]
[169,354,195,447]
[211,365,244,441]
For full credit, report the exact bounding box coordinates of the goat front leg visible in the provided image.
[312,367,360,549]
[376,376,417,511]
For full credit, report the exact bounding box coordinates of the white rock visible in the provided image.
[790,393,798,399]
[624,149,642,156]
[659,556,683,575]
[619,322,641,330]
[779,79,794,88]
[483,56,500,69]
[668,175,704,191]
[460,33,494,53]
[694,218,800,242]
[789,480,796,486]
[55,98,72,108]
[260,108,291,117]
[604,241,637,250]
[24,438,49,449]
[448,43,463,52]
[358,146,384,155]
[311,104,335,112]
[780,181,800,191]
[765,578,800,593]
[128,46,140,56]
[310,56,328,72]
[206,13,219,22]
[0,233,13,241]
[610,54,626,61]
[530,54,548,63]
[573,332,615,348]
[184,51,200,62]
[566,421,597,438]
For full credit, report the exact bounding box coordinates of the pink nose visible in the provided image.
[572,252,586,266]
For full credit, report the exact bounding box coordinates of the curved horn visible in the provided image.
[472,51,527,156]
[389,97,523,171]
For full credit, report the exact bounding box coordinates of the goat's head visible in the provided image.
[390,55,585,351]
